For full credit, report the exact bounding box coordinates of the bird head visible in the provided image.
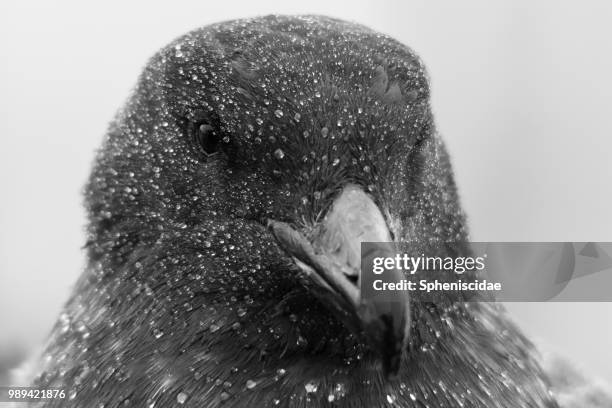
[85,16,468,381]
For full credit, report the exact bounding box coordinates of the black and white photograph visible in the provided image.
[1,1,611,407]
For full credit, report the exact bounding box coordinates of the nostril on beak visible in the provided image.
[346,274,359,285]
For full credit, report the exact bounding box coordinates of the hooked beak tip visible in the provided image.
[358,296,410,378]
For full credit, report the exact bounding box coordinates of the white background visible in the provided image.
[1,0,611,383]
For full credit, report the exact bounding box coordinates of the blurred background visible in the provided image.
[1,0,611,384]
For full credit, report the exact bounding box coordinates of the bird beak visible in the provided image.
[267,184,410,377]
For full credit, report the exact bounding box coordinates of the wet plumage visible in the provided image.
[32,15,561,407]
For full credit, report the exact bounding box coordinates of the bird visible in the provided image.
[27,14,571,407]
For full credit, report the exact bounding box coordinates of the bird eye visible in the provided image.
[193,121,221,156]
